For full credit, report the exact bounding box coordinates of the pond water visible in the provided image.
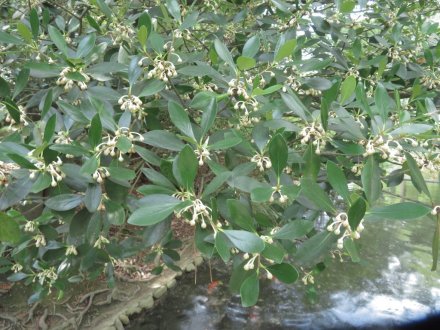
[128,181,440,330]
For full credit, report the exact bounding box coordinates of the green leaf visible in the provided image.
[374,83,391,121]
[168,100,195,140]
[344,238,360,262]
[84,184,102,212]
[273,220,314,240]
[0,212,21,244]
[173,145,198,191]
[0,77,11,98]
[348,197,366,230]
[142,168,175,190]
[134,145,161,166]
[43,114,56,143]
[269,134,288,178]
[366,202,432,220]
[405,152,431,199]
[208,135,242,150]
[202,171,231,197]
[303,142,320,180]
[86,14,101,32]
[166,0,181,21]
[275,39,296,62]
[13,68,30,98]
[214,39,236,71]
[267,263,299,284]
[326,161,350,203]
[7,153,37,170]
[127,195,183,226]
[139,79,165,97]
[17,22,32,43]
[30,8,39,39]
[104,200,125,226]
[432,218,440,271]
[96,0,113,18]
[252,84,283,96]
[215,232,231,262]
[295,231,337,264]
[262,242,285,263]
[45,194,83,211]
[115,136,132,153]
[280,91,311,122]
[0,31,24,45]
[251,186,273,202]
[242,35,260,58]
[80,156,99,176]
[138,25,149,50]
[300,178,336,214]
[107,167,136,181]
[31,172,51,193]
[41,89,53,118]
[138,12,152,34]
[226,200,255,231]
[361,156,382,204]
[236,56,256,70]
[200,97,218,137]
[223,230,264,253]
[89,114,102,148]
[340,75,356,104]
[128,57,142,87]
[143,130,184,151]
[340,0,356,13]
[240,272,259,307]
[48,25,69,56]
[76,33,96,58]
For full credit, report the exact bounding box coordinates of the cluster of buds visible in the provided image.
[345,67,360,78]
[33,234,46,247]
[92,167,111,183]
[29,157,65,187]
[145,58,177,82]
[351,163,363,175]
[0,170,7,187]
[299,122,327,154]
[94,235,110,249]
[5,105,30,126]
[432,206,440,216]
[24,221,37,232]
[251,153,272,171]
[388,46,403,62]
[243,253,258,271]
[195,138,211,166]
[327,212,365,249]
[95,127,144,161]
[360,135,403,161]
[56,67,90,91]
[65,245,78,256]
[260,235,274,244]
[109,22,134,44]
[35,266,58,293]
[118,95,145,120]
[302,270,315,285]
[412,152,440,173]
[269,187,289,204]
[233,98,259,114]
[11,263,23,273]
[192,81,218,92]
[173,191,212,228]
[0,65,13,83]
[227,79,250,99]
[421,73,440,90]
[54,131,74,158]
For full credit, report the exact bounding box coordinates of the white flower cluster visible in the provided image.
[24,221,37,232]
[56,67,90,91]
[11,263,23,273]
[65,245,78,256]
[302,270,315,285]
[243,253,258,271]
[54,131,74,158]
[269,187,288,204]
[432,206,440,215]
[118,95,145,120]
[29,157,65,187]
[92,167,111,183]
[146,58,177,82]
[35,266,57,292]
[174,191,212,228]
[327,212,365,249]
[33,234,46,247]
[195,138,211,166]
[0,170,7,187]
[5,105,30,126]
[251,153,272,171]
[421,72,440,90]
[109,22,134,44]
[192,81,218,92]
[0,65,14,83]
[299,122,327,154]
[95,127,144,161]
[227,79,250,99]
[94,235,110,249]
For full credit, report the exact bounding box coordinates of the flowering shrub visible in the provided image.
[0,0,439,306]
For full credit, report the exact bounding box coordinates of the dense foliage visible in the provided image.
[0,0,439,306]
